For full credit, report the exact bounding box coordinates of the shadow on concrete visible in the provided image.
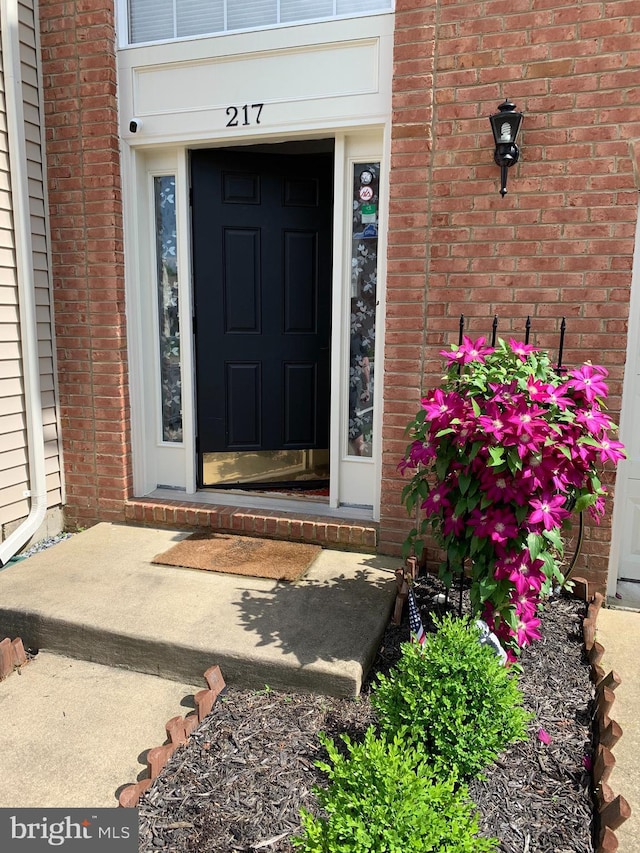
[235,567,395,669]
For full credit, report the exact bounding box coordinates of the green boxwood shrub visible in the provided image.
[293,727,498,853]
[371,614,530,779]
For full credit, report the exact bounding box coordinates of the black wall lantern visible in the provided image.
[489,99,524,197]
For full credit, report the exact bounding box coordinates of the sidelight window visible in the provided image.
[347,162,379,459]
[154,175,183,443]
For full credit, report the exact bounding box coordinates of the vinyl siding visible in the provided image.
[0,0,62,530]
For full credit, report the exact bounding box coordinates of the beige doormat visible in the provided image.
[151,532,321,582]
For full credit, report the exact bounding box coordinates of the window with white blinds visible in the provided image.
[128,0,392,44]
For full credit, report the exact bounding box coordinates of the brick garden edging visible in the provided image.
[580,591,632,853]
[0,637,28,680]
[118,665,226,808]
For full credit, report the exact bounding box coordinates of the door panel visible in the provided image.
[284,362,317,445]
[226,363,261,448]
[223,229,261,333]
[191,148,333,486]
[284,231,318,333]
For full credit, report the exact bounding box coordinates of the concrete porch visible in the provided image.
[0,523,397,697]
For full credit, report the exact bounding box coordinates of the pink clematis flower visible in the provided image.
[509,553,546,596]
[513,429,547,459]
[568,363,609,403]
[441,335,495,367]
[509,339,539,362]
[493,551,520,582]
[519,454,560,493]
[515,610,542,646]
[403,439,435,468]
[421,388,464,423]
[539,382,574,410]
[537,728,552,745]
[477,402,509,442]
[420,482,452,516]
[595,437,626,465]
[469,506,519,544]
[511,590,539,619]
[526,377,549,403]
[442,511,465,537]
[480,469,526,505]
[588,494,606,523]
[528,493,570,531]
[574,407,614,437]
[506,401,549,439]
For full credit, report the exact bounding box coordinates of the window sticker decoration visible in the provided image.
[348,163,379,458]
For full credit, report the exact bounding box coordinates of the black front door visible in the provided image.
[191,147,333,486]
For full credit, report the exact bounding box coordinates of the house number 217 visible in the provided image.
[225,104,264,127]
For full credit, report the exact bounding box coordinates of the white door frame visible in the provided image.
[124,130,387,517]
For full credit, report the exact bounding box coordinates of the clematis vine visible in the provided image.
[400,336,626,658]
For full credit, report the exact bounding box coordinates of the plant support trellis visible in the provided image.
[443,315,584,617]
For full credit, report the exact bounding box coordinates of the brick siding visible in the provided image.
[380,0,640,594]
[37,0,639,594]
[39,0,131,528]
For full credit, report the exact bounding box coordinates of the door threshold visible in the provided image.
[203,486,330,505]
[149,487,374,521]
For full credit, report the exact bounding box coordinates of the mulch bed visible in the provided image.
[138,573,596,852]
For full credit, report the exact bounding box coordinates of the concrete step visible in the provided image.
[0,523,397,697]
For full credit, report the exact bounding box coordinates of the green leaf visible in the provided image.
[506,448,523,472]
[465,493,481,512]
[452,497,465,517]
[468,441,484,462]
[458,472,471,495]
[542,527,563,551]
[527,532,543,561]
[579,436,602,449]
[514,504,528,525]
[478,575,498,600]
[487,447,505,467]
[435,454,451,481]
[574,494,597,513]
[417,479,429,499]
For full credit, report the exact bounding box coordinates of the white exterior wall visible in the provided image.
[0,0,63,536]
[609,206,640,595]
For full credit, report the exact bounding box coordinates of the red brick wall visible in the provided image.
[380,0,640,594]
[39,0,130,528]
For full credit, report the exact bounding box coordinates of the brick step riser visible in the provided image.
[124,499,378,552]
